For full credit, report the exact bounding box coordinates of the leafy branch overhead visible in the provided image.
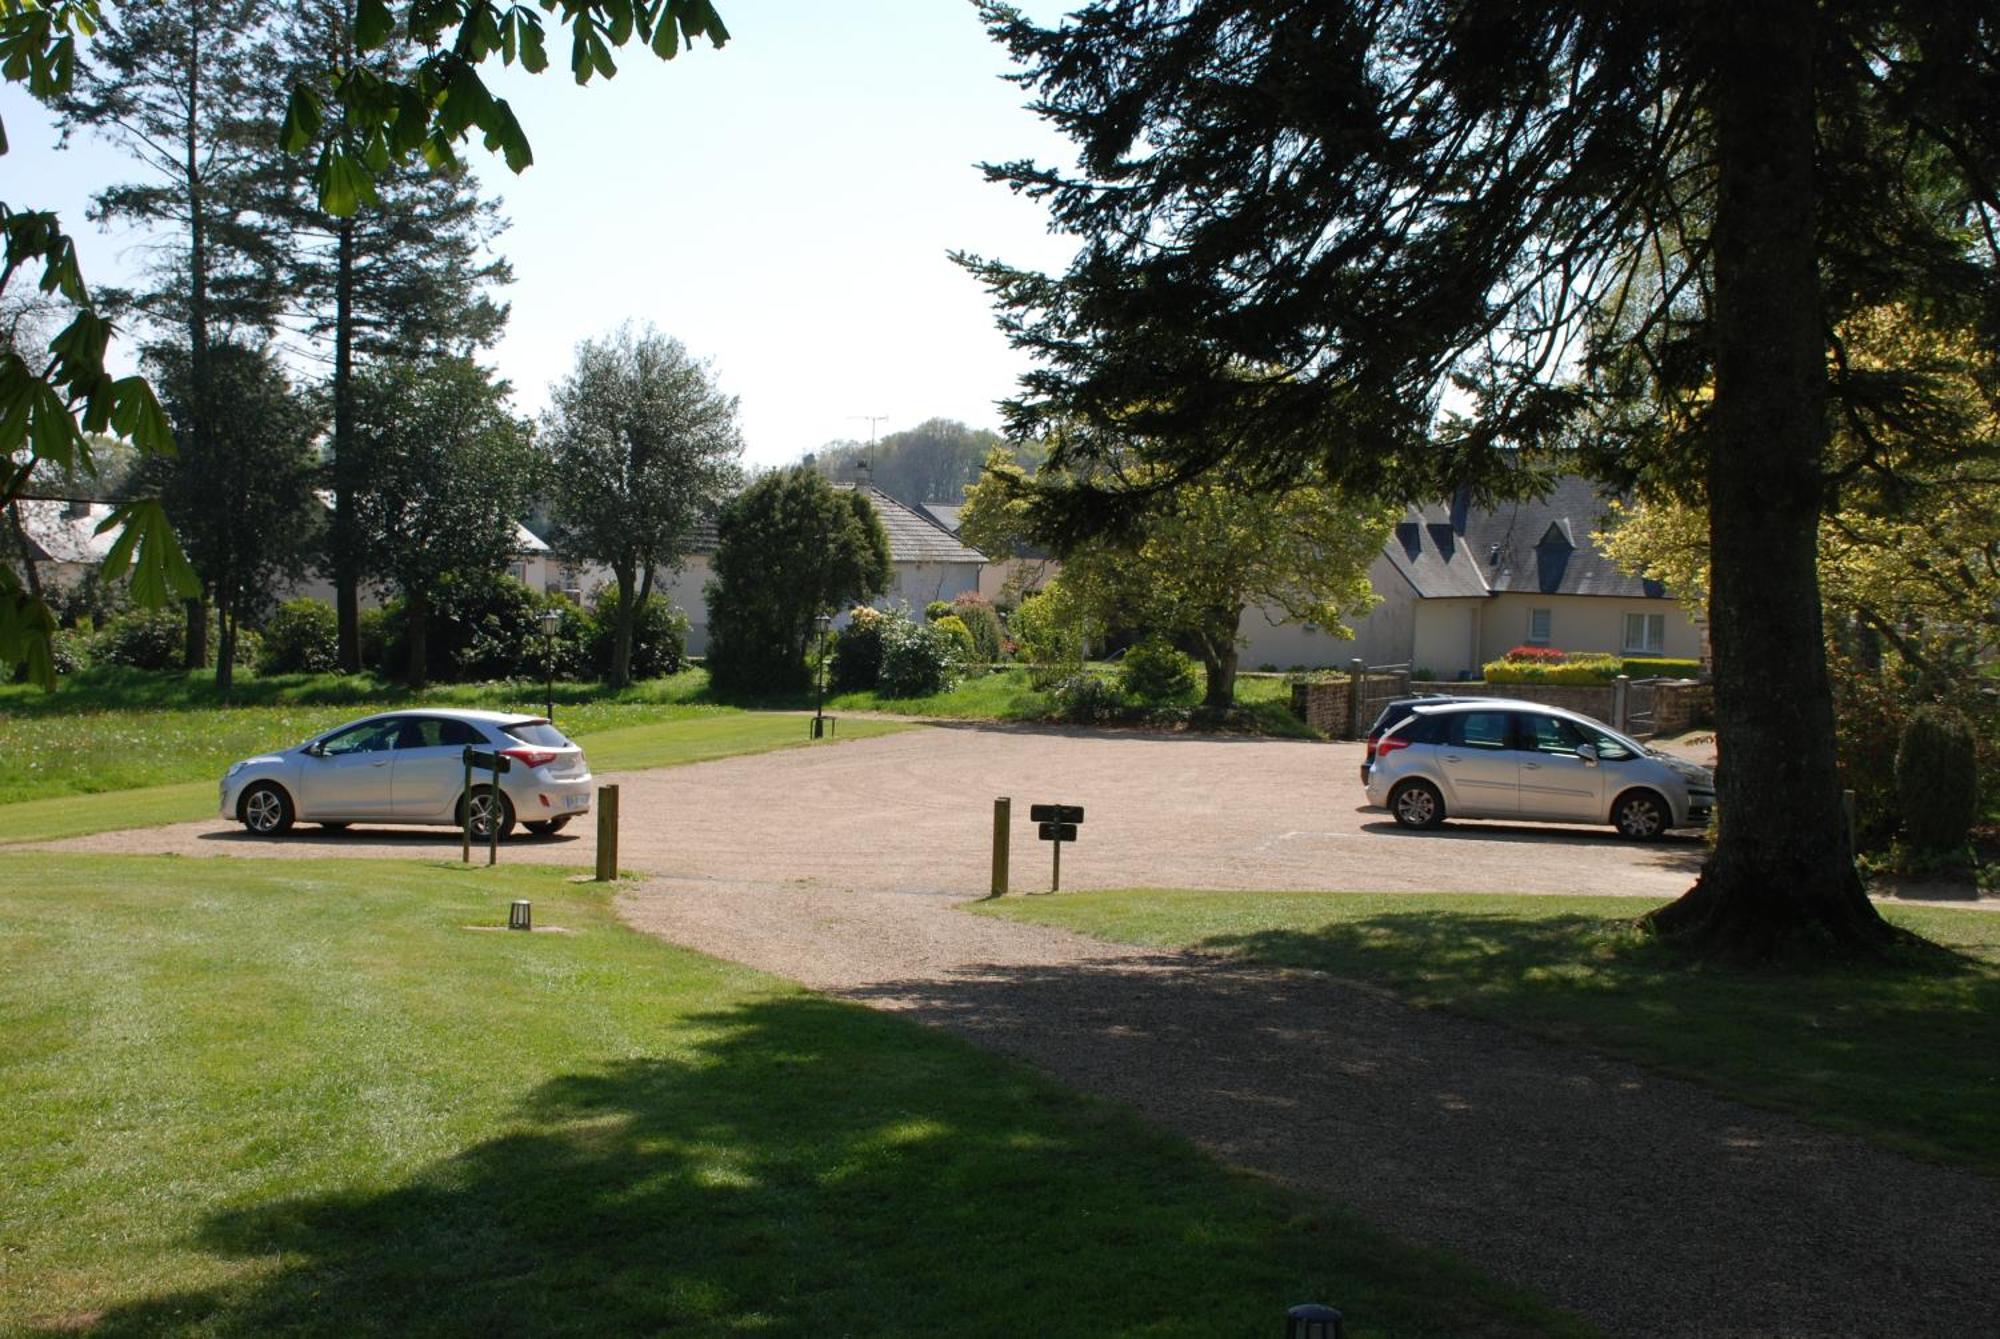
[279,0,730,215]
[0,0,727,686]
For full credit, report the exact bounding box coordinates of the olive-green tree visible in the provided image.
[704,468,890,697]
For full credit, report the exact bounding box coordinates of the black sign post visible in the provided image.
[461,747,513,866]
[1029,803,1085,892]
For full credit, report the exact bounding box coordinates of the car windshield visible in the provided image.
[503,721,571,748]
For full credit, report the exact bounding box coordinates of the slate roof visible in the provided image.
[838,485,985,565]
[1385,475,1670,601]
[11,499,119,565]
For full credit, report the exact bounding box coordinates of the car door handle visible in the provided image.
[1443,753,1462,763]
[1522,762,1541,770]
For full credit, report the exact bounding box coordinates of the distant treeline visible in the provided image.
[807,418,1044,507]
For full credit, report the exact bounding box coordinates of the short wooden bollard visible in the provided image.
[990,796,1011,898]
[594,784,620,882]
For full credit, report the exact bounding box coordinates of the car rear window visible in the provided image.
[503,721,571,748]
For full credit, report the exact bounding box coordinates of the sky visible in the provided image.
[2,0,1080,469]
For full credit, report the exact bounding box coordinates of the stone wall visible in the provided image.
[1290,679,1353,736]
[1652,682,1715,737]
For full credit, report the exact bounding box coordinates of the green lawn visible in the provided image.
[976,890,2000,1174]
[0,856,1589,1337]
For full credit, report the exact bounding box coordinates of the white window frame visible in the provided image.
[1527,608,1552,644]
[1623,612,1666,656]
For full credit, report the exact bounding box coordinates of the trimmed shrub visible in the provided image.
[1621,656,1702,679]
[1010,585,1087,689]
[1483,653,1623,684]
[93,608,185,670]
[1895,705,1979,851]
[257,598,339,675]
[1502,644,1566,663]
[831,607,890,692]
[924,600,955,622]
[931,613,977,664]
[877,616,963,698]
[1120,636,1199,704]
[951,591,1005,663]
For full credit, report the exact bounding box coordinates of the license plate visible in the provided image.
[565,793,590,810]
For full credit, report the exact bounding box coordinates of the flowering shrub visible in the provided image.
[877,616,963,698]
[1502,644,1567,663]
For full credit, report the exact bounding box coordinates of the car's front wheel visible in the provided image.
[523,816,572,838]
[463,787,517,841]
[1613,789,1670,840]
[1390,779,1445,830]
[240,783,295,836]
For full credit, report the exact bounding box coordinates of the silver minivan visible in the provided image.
[1362,700,1714,839]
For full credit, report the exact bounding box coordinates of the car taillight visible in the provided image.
[501,746,557,769]
[1374,735,1413,758]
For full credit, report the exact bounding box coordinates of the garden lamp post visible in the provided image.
[812,611,833,739]
[541,607,560,722]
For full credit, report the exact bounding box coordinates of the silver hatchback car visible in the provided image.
[1363,700,1714,839]
[220,709,593,839]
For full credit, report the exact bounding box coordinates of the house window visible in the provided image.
[1623,612,1665,655]
[1527,608,1552,644]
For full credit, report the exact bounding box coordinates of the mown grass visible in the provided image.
[976,890,2000,1175]
[0,855,1590,1337]
[0,668,913,809]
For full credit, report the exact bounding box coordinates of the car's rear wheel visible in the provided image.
[463,787,517,841]
[1613,789,1669,840]
[240,783,295,836]
[523,816,572,837]
[1390,779,1445,830]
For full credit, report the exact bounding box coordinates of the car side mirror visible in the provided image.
[304,741,326,758]
[1575,743,1599,765]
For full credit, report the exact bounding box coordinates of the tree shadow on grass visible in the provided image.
[68,994,1557,1338]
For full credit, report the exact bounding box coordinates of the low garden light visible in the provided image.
[812,611,833,739]
[541,607,561,721]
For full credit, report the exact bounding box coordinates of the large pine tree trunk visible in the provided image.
[215,595,235,694]
[181,12,214,674]
[1647,0,1889,958]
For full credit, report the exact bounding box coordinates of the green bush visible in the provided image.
[931,613,978,664]
[951,591,1005,663]
[831,607,890,692]
[257,598,340,675]
[1120,636,1199,704]
[877,616,963,698]
[1483,653,1622,684]
[586,591,688,681]
[1622,656,1702,679]
[1010,584,1088,689]
[93,608,186,670]
[1049,671,1124,723]
[49,627,91,675]
[377,575,549,682]
[357,607,390,671]
[924,599,955,622]
[1896,705,1979,851]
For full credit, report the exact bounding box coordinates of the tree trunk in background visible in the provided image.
[333,219,361,672]
[1197,607,1240,709]
[183,596,209,670]
[1647,0,1889,958]
[405,587,429,689]
[215,596,236,693]
[609,563,637,688]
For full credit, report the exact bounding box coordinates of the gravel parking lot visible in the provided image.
[49,722,1711,898]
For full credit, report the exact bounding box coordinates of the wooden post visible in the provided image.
[990,796,1010,898]
[594,784,621,882]
[460,752,473,864]
[1614,675,1631,732]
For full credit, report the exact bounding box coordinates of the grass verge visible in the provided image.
[0,856,1589,1337]
[975,890,2000,1174]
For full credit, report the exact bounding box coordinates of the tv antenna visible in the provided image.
[851,414,888,446]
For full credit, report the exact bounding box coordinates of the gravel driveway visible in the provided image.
[36,722,2000,1335]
